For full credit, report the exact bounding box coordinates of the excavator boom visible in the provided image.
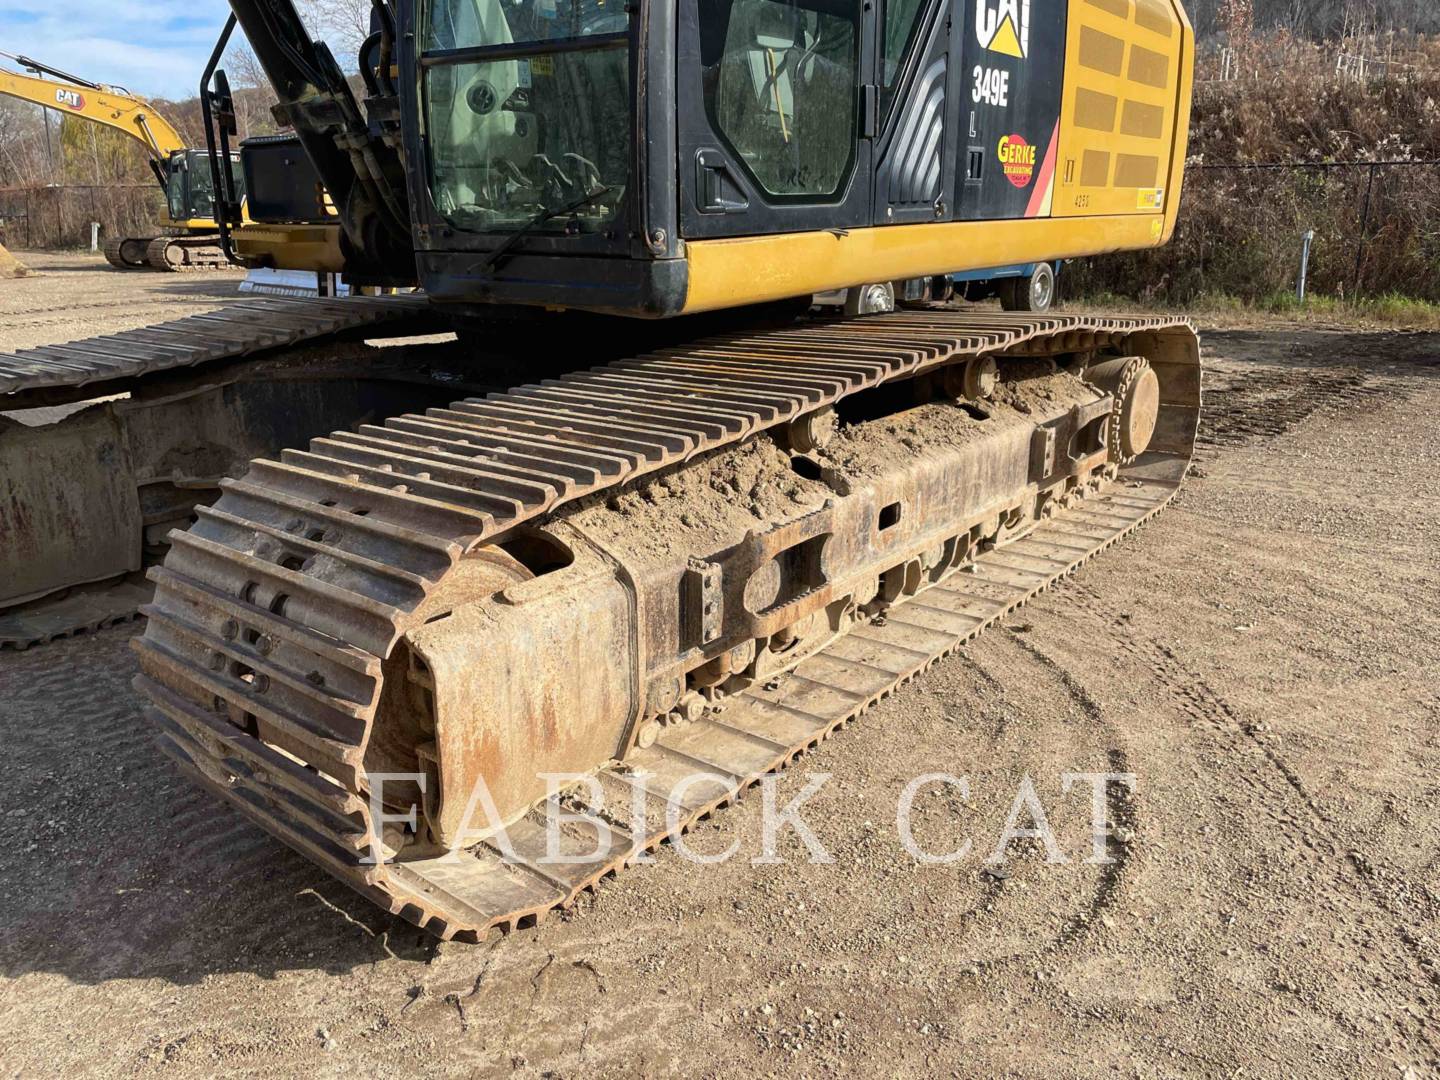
[0,55,188,168]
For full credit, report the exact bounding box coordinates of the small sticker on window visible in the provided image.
[517,59,532,88]
[530,55,554,77]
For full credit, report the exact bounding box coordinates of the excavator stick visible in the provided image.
[133,310,1200,939]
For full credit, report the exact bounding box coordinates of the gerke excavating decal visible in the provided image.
[998,133,1037,188]
[976,0,1031,60]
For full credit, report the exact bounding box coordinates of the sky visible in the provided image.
[0,0,254,101]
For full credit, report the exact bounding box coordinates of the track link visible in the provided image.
[132,310,1200,940]
[0,294,436,402]
[145,235,228,272]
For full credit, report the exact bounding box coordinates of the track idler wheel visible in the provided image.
[1086,356,1160,463]
[102,236,150,269]
[147,236,186,272]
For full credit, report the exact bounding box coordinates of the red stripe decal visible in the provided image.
[1025,122,1061,218]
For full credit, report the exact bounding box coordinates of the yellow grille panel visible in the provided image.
[1133,0,1177,36]
[1056,0,1186,220]
[1075,88,1120,131]
[1114,153,1160,187]
[1129,44,1172,88]
[1081,150,1112,187]
[1078,26,1127,75]
[1085,0,1130,18]
[1121,99,1165,138]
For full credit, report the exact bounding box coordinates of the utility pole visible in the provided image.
[41,102,53,173]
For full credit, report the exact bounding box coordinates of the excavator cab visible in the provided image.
[405,0,863,313]
[400,0,1191,316]
[163,149,243,228]
[219,0,1189,314]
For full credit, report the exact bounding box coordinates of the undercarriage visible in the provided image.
[130,309,1200,939]
[102,234,230,272]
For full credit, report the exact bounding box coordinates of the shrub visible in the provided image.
[1068,36,1440,305]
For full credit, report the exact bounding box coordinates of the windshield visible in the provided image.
[423,0,630,234]
[166,161,189,222]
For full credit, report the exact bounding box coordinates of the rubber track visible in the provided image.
[0,294,434,398]
[132,309,1197,939]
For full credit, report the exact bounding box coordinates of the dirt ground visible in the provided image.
[0,253,1437,1078]
[0,250,247,352]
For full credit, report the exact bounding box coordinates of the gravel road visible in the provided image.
[0,253,1436,1078]
[0,251,248,352]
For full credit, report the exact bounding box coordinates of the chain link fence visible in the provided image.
[1068,159,1440,304]
[0,184,165,251]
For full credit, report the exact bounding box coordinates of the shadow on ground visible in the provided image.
[0,624,435,985]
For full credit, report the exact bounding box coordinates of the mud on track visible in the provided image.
[0,269,1437,1078]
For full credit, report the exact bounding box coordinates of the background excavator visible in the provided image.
[0,29,429,648]
[0,49,351,277]
[13,0,1201,941]
[0,51,244,270]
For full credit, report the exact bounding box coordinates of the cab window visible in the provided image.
[699,0,860,199]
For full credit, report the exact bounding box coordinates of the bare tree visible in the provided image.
[1189,0,1440,38]
[0,99,48,186]
[220,0,373,138]
[297,0,374,65]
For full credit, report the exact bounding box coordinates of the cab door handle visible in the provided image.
[860,84,880,138]
[696,150,748,213]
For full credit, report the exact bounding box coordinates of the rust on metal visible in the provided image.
[132,309,1202,940]
[0,294,436,404]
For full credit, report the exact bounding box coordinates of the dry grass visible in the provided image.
[1071,36,1440,308]
[1075,288,1440,330]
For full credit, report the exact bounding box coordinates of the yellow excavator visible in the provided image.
[0,51,242,269]
[14,0,1202,940]
[0,49,359,279]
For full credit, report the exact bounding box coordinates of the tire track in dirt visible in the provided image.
[1198,366,1400,450]
[0,293,240,324]
[1059,578,1440,1053]
[0,624,421,975]
[917,625,1142,979]
[1000,629,1138,954]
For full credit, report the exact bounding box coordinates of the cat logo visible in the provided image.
[54,88,85,110]
[975,0,1031,60]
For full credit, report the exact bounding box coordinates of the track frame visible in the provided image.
[131,310,1200,939]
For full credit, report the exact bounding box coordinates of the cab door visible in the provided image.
[871,0,962,226]
[677,0,875,239]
